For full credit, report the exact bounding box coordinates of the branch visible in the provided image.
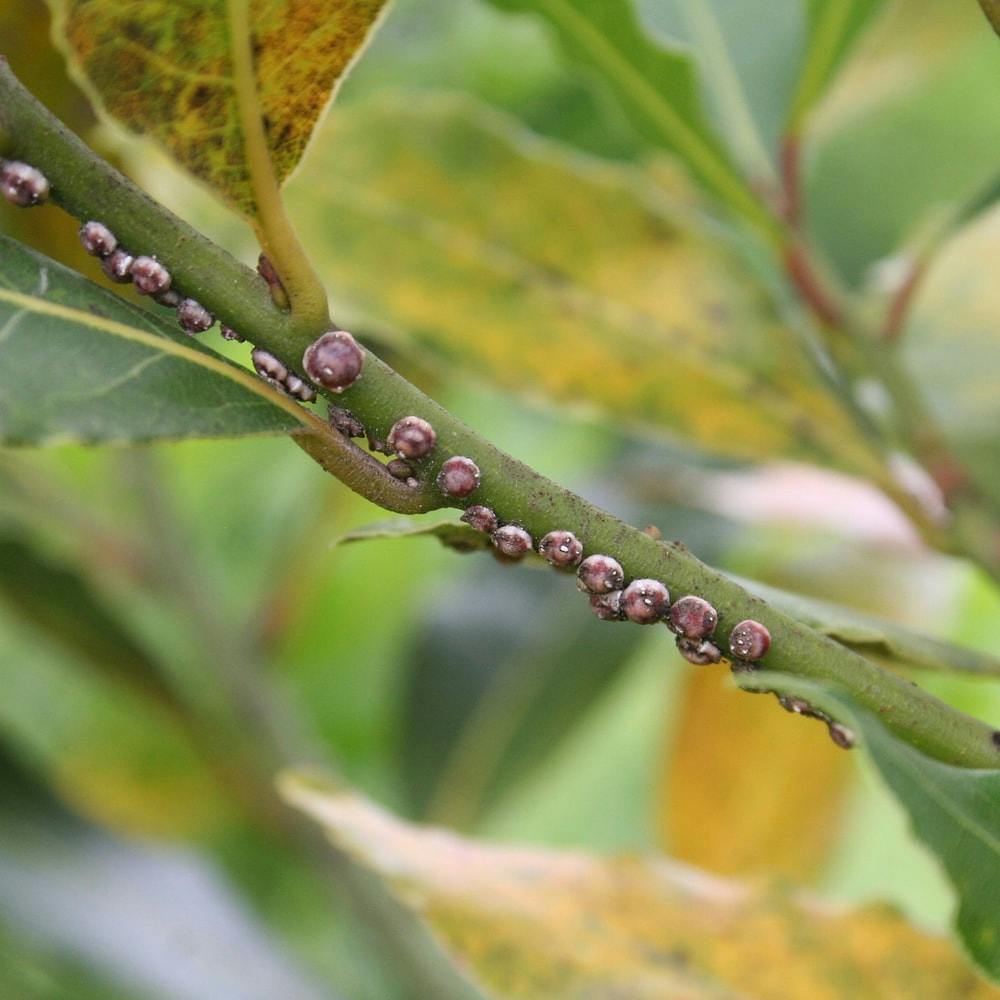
[225,0,329,328]
[2,61,998,768]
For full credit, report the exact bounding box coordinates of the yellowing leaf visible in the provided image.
[660,667,852,880]
[282,775,999,1000]
[50,0,388,214]
[288,97,882,476]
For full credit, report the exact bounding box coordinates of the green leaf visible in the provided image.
[338,518,496,556]
[0,236,308,445]
[0,740,333,1000]
[743,577,1000,678]
[48,0,388,216]
[642,0,804,179]
[0,533,182,708]
[483,0,772,232]
[788,0,886,129]
[288,97,881,477]
[807,3,1000,284]
[736,673,1000,984]
[282,773,999,999]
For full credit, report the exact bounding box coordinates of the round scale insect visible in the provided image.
[220,324,245,342]
[492,524,533,559]
[0,160,49,206]
[437,456,480,498]
[729,619,771,661]
[621,578,670,624]
[155,289,182,309]
[177,298,214,333]
[668,595,718,640]
[251,347,288,386]
[302,330,364,391]
[79,220,117,257]
[538,530,583,568]
[387,416,436,459]
[827,722,856,749]
[576,554,624,594]
[283,373,316,402]
[101,249,135,283]
[461,505,498,534]
[329,406,365,438]
[589,590,623,621]
[131,255,171,296]
[676,637,721,665]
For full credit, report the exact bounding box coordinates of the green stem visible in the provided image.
[226,0,329,329]
[1,61,998,768]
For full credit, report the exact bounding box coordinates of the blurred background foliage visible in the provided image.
[2,0,1000,996]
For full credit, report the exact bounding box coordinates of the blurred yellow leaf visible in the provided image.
[659,667,852,880]
[282,774,999,1000]
[50,0,387,215]
[288,97,882,476]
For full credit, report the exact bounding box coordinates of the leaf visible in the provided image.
[0,597,232,838]
[49,0,388,216]
[0,743,333,1000]
[902,207,1000,499]
[482,0,768,229]
[337,518,496,556]
[288,97,881,476]
[806,2,1000,284]
[788,0,886,129]
[0,236,308,445]
[661,666,852,879]
[403,565,646,828]
[743,576,1000,678]
[282,773,1000,1000]
[0,534,181,709]
[641,0,804,178]
[735,673,1000,984]
[979,0,1000,36]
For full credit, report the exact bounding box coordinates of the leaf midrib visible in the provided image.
[537,0,773,235]
[0,287,320,431]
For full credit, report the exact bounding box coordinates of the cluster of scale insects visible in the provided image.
[4,158,852,749]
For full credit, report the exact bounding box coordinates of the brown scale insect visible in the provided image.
[461,505,498,534]
[676,636,721,665]
[621,578,670,624]
[131,255,171,296]
[177,298,214,334]
[387,416,436,459]
[668,595,717,640]
[538,530,583,568]
[576,554,624,594]
[101,249,134,283]
[589,590,623,621]
[437,456,480,498]
[79,220,117,257]
[303,330,364,392]
[492,524,532,560]
[1,160,49,206]
[329,406,365,438]
[729,619,771,661]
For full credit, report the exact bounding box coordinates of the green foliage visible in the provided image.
[789,0,885,128]
[484,0,772,231]
[738,674,1000,982]
[287,97,878,474]
[3,0,1000,995]
[0,237,302,444]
